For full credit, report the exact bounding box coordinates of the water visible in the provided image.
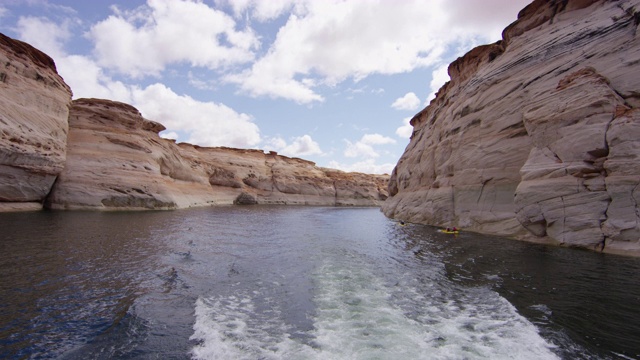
[1,207,639,359]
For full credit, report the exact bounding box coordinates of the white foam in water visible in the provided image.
[311,260,433,359]
[191,256,561,360]
[311,258,560,360]
[190,293,315,359]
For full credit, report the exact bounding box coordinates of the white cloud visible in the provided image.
[14,16,131,102]
[88,0,259,78]
[264,136,288,151]
[344,140,376,158]
[328,159,395,175]
[391,92,421,111]
[221,0,297,21]
[344,133,396,159]
[15,16,71,58]
[226,66,325,104]
[276,135,323,157]
[446,0,529,41]
[227,0,529,103]
[13,8,262,149]
[426,63,451,103]
[361,134,396,145]
[187,71,217,91]
[396,117,413,139]
[131,83,261,148]
[228,0,448,103]
[58,54,132,101]
[16,0,528,108]
[160,131,179,140]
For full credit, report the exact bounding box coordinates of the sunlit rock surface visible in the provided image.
[47,98,388,210]
[382,0,640,255]
[0,33,72,211]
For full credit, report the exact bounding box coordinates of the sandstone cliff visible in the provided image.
[0,34,72,211]
[0,31,387,211]
[382,0,640,255]
[46,98,388,210]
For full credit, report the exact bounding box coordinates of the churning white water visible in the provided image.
[191,249,559,360]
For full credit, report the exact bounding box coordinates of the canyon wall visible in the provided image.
[45,98,388,210]
[382,0,640,255]
[0,34,72,211]
[0,32,387,211]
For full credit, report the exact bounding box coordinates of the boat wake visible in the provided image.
[191,251,560,360]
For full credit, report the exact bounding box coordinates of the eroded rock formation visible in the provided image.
[382,0,640,255]
[45,98,216,210]
[0,31,387,211]
[0,34,72,211]
[46,98,388,210]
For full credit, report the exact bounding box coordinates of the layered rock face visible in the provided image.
[0,32,386,212]
[47,98,388,210]
[382,0,640,255]
[0,34,72,211]
[46,98,216,210]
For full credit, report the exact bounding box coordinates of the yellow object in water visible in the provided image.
[439,229,459,234]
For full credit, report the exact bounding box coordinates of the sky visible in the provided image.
[0,0,531,174]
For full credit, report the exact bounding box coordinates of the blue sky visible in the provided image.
[0,0,530,174]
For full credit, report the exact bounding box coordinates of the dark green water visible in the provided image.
[0,206,639,359]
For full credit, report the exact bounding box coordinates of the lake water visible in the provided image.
[1,206,639,359]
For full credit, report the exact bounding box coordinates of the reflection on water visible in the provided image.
[0,207,639,359]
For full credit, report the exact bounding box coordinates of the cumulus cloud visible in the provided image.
[227,0,447,103]
[263,136,287,151]
[344,133,396,159]
[344,140,376,158]
[396,117,413,139]
[15,16,71,58]
[14,16,129,102]
[131,83,261,148]
[13,9,262,149]
[59,55,133,101]
[270,135,323,157]
[17,0,528,107]
[220,0,296,21]
[446,0,528,40]
[361,134,396,145]
[160,131,179,140]
[225,66,324,104]
[88,0,259,77]
[426,63,451,103]
[391,92,421,111]
[328,159,395,175]
[227,0,529,103]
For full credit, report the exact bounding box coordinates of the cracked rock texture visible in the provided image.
[0,33,72,211]
[46,98,388,210]
[382,0,640,255]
